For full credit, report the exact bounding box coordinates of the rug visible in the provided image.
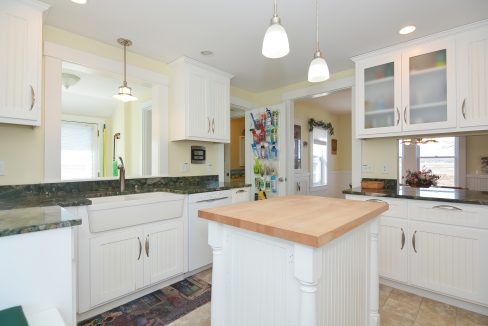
[78,274,211,326]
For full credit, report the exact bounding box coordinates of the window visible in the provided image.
[311,128,328,187]
[61,121,99,180]
[398,137,460,187]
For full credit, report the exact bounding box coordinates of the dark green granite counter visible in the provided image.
[343,186,488,206]
[0,206,81,237]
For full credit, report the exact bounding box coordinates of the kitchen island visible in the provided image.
[198,195,388,326]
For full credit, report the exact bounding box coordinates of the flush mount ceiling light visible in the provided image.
[399,25,416,35]
[113,38,137,103]
[262,0,289,58]
[307,0,330,83]
[200,50,214,56]
[61,73,80,89]
[71,0,87,4]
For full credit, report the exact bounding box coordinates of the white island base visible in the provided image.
[208,218,380,326]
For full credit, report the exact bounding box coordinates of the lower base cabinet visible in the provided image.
[379,216,408,283]
[90,219,183,307]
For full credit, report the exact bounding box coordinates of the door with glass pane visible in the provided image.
[402,41,456,131]
[356,53,402,136]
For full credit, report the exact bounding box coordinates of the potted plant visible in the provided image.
[403,169,440,188]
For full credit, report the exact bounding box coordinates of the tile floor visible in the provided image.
[168,272,488,326]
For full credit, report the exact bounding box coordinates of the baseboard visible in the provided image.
[380,278,488,316]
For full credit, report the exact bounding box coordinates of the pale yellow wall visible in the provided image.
[294,102,351,173]
[230,118,245,169]
[168,141,220,176]
[361,138,398,179]
[466,134,488,174]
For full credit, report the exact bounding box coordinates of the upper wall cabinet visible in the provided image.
[170,57,232,143]
[457,25,488,128]
[354,38,456,138]
[0,0,48,126]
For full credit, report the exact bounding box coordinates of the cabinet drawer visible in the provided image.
[231,187,251,203]
[408,201,488,229]
[346,195,407,218]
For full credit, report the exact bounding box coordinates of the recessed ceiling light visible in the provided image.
[200,50,213,56]
[399,25,416,35]
[71,0,87,4]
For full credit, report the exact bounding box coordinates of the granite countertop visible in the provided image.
[343,186,488,205]
[0,206,82,238]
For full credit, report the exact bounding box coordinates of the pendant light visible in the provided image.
[113,38,137,102]
[307,0,330,83]
[262,0,289,58]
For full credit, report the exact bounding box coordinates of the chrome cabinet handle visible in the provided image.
[396,107,400,125]
[195,197,230,203]
[412,231,417,253]
[137,237,142,260]
[297,182,301,192]
[207,118,211,133]
[461,98,466,119]
[235,189,247,193]
[30,85,35,111]
[366,198,387,204]
[432,205,462,211]
[212,118,215,134]
[403,106,407,124]
[400,228,405,250]
[145,236,149,257]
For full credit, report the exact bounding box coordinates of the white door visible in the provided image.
[408,221,488,305]
[245,104,288,198]
[90,228,143,306]
[143,219,184,286]
[187,67,209,139]
[379,216,408,283]
[207,74,230,141]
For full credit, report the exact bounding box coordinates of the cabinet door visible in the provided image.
[90,229,143,307]
[379,216,408,283]
[408,221,488,305]
[143,219,184,286]
[0,1,43,125]
[187,67,210,139]
[402,40,456,131]
[207,74,230,142]
[457,27,488,128]
[356,53,402,136]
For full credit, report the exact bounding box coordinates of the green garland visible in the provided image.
[308,118,334,135]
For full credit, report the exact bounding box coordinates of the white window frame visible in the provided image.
[310,128,329,189]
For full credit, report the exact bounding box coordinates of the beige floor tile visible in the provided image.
[382,297,421,322]
[380,310,415,326]
[167,302,211,326]
[456,308,488,326]
[380,284,393,307]
[194,268,212,284]
[389,288,423,307]
[415,298,456,326]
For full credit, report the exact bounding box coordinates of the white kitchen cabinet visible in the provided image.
[170,57,232,143]
[354,38,455,137]
[457,25,488,128]
[231,187,251,203]
[90,228,143,307]
[293,171,310,195]
[379,216,408,284]
[143,220,184,286]
[408,221,488,306]
[0,0,48,126]
[89,218,184,308]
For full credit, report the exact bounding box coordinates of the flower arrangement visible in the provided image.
[403,169,440,188]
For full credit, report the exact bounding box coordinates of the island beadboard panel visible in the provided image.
[198,195,388,248]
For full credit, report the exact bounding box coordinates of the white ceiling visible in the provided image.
[62,62,150,118]
[43,0,488,92]
[296,88,352,115]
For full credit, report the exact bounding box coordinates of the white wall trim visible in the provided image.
[230,96,255,110]
[281,76,354,101]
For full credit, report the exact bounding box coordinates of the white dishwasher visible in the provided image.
[188,190,232,271]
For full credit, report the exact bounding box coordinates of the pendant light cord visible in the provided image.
[315,0,319,51]
[273,0,277,17]
[123,43,127,86]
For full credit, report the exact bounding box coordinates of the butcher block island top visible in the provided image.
[198,195,388,248]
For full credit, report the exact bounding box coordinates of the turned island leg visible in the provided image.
[208,221,225,326]
[294,244,322,326]
[369,219,380,326]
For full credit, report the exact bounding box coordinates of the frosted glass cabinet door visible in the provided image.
[402,41,456,131]
[356,53,402,135]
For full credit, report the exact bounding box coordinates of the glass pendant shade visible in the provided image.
[308,51,330,82]
[113,83,137,102]
[262,19,290,58]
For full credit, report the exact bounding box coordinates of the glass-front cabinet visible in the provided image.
[355,39,455,137]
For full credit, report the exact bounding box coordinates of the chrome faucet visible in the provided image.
[118,156,125,193]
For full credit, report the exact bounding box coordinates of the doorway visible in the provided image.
[224,106,246,183]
